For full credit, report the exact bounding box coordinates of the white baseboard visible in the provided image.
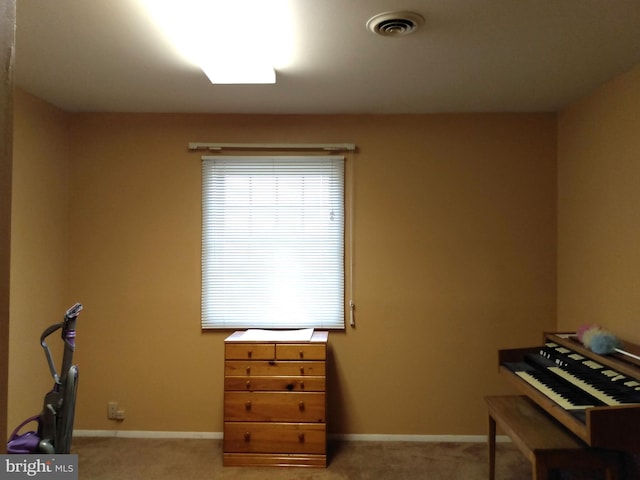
[74,430,222,439]
[74,430,510,443]
[330,433,511,443]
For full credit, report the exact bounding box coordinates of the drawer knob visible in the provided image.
[298,401,305,411]
[245,380,251,389]
[298,433,305,442]
[245,401,252,411]
[300,381,305,390]
[247,350,252,358]
[300,367,304,375]
[245,366,251,375]
[299,350,304,358]
[244,432,251,442]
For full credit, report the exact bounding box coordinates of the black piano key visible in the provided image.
[526,369,604,407]
[503,361,605,411]
[538,347,640,404]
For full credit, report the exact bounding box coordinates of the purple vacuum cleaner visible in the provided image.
[7,303,83,454]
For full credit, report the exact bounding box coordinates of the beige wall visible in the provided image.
[63,112,556,435]
[557,64,640,344]
[9,89,71,430]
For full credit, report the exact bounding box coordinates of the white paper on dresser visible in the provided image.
[240,328,314,342]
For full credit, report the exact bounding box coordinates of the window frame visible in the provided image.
[201,155,347,330]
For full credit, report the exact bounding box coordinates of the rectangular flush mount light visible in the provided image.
[200,60,275,85]
[137,0,292,84]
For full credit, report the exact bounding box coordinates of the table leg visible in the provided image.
[488,414,496,480]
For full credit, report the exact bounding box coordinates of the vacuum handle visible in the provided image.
[63,303,83,333]
[65,303,83,321]
[40,323,63,384]
[40,303,83,385]
[60,303,82,384]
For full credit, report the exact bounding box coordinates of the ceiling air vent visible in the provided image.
[366,11,424,37]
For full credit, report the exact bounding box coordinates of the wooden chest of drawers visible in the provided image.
[223,330,328,467]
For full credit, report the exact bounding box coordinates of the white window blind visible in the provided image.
[202,156,345,329]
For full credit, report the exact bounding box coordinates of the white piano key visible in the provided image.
[549,367,621,406]
[583,360,604,370]
[515,371,594,411]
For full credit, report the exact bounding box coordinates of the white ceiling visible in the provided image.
[14,0,640,114]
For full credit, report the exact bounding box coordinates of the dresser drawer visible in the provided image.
[276,343,326,360]
[224,422,326,454]
[224,392,325,422]
[225,343,275,360]
[225,361,326,377]
[225,376,326,392]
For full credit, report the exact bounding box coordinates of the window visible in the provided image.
[202,156,345,329]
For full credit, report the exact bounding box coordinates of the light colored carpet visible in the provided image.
[70,437,616,479]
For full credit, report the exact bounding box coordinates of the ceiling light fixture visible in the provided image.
[137,0,293,84]
[366,11,424,36]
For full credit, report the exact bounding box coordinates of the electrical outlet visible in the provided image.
[108,402,119,419]
[116,410,126,420]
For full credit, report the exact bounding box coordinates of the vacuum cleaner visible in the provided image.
[7,303,83,454]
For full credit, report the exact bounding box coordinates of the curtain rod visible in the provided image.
[188,142,357,152]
